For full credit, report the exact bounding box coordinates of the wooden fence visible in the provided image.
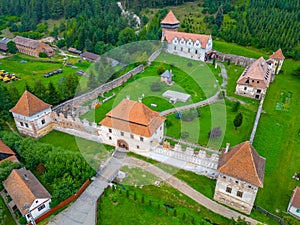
[28,179,91,225]
[253,205,286,225]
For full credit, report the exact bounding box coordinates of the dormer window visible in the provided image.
[173,38,178,44]
[180,38,185,45]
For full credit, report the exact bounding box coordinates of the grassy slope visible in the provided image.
[99,166,232,225]
[254,59,300,216]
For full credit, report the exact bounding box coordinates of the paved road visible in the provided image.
[123,157,261,225]
[47,157,123,225]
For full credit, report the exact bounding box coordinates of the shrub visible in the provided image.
[218,91,225,99]
[39,52,48,58]
[208,126,222,139]
[18,217,27,225]
[150,82,162,92]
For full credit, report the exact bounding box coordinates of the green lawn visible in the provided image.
[39,130,114,170]
[81,56,220,123]
[213,40,269,59]
[98,166,232,225]
[165,100,256,149]
[0,53,91,92]
[253,59,300,222]
[0,196,16,225]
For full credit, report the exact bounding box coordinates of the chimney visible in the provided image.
[225,143,230,153]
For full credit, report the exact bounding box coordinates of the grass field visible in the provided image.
[252,59,300,221]
[39,130,114,169]
[0,53,91,92]
[0,196,16,225]
[165,100,256,149]
[98,166,232,225]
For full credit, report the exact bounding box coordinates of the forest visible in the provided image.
[0,0,299,58]
[202,0,300,59]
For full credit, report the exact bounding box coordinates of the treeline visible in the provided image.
[124,0,193,10]
[0,131,95,207]
[203,0,300,59]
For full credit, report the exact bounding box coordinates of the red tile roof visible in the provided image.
[3,169,51,216]
[100,99,165,137]
[237,57,271,89]
[10,91,51,117]
[163,30,211,49]
[270,48,285,60]
[290,187,300,209]
[218,141,266,187]
[161,11,180,25]
[0,140,18,164]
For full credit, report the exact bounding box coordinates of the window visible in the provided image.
[137,145,140,149]
[257,81,260,84]
[244,87,247,91]
[109,136,112,140]
[25,123,29,128]
[38,204,45,211]
[121,132,124,136]
[130,134,134,139]
[36,200,38,203]
[296,208,300,213]
[181,47,183,51]
[20,122,24,126]
[237,191,243,198]
[195,50,198,54]
[226,187,232,193]
[257,89,261,93]
[140,137,144,142]
[109,128,112,133]
[160,126,162,130]
[235,180,239,184]
[27,214,30,218]
[174,46,176,50]
[41,119,45,125]
[223,176,226,179]
[188,48,190,53]
[248,185,252,189]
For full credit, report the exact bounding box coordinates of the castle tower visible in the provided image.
[214,141,266,214]
[10,91,54,138]
[161,11,180,38]
[269,48,285,74]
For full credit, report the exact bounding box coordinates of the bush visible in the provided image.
[208,126,222,139]
[39,52,48,58]
[218,91,225,99]
[150,82,162,92]
[18,217,27,224]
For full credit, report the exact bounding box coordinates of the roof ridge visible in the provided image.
[14,170,36,202]
[249,146,263,187]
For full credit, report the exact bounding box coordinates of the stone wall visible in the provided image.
[53,64,144,117]
[150,144,219,178]
[216,52,256,67]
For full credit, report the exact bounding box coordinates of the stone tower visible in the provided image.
[214,141,266,214]
[161,11,180,38]
[10,91,54,138]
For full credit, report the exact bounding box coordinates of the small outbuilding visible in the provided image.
[287,187,300,219]
[160,70,173,85]
[162,90,191,103]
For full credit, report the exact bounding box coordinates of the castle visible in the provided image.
[161,11,212,61]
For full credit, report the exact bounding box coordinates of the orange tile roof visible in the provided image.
[3,169,51,216]
[290,187,300,209]
[237,57,271,89]
[10,91,51,117]
[163,30,211,49]
[99,99,165,137]
[218,141,266,187]
[161,11,180,25]
[0,140,18,164]
[270,48,285,60]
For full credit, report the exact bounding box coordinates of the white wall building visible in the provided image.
[99,99,165,151]
[269,48,285,75]
[214,142,266,215]
[235,57,272,100]
[3,168,51,222]
[161,11,212,62]
[287,187,300,219]
[10,91,54,138]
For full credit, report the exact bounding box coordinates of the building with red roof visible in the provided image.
[99,99,165,151]
[288,187,300,219]
[10,91,54,138]
[161,11,212,61]
[269,48,285,75]
[0,140,18,164]
[214,141,266,214]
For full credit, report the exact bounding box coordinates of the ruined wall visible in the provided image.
[216,52,256,67]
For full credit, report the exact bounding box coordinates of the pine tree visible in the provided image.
[233,112,243,130]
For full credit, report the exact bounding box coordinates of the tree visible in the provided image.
[7,41,17,54]
[208,126,222,139]
[232,101,240,112]
[0,84,14,120]
[233,112,243,130]
[33,80,47,100]
[39,52,48,58]
[118,27,136,46]
[46,82,61,105]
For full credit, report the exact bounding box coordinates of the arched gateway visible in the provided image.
[117,139,129,150]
